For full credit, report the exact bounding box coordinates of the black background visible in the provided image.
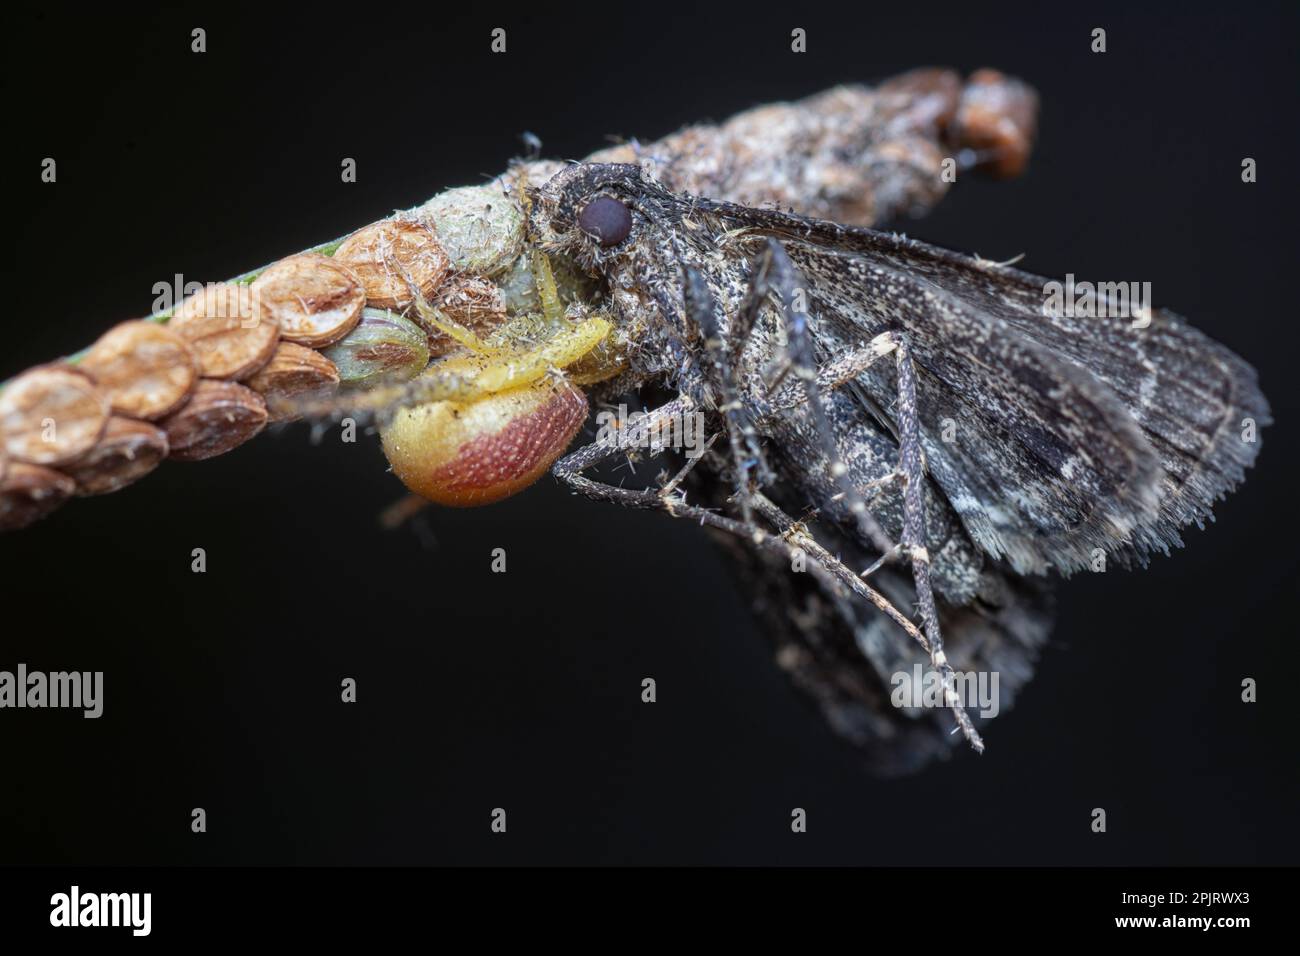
[1,1,1296,866]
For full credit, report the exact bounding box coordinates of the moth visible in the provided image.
[523,162,1269,773]
[0,70,1269,773]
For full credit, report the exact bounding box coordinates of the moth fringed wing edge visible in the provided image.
[687,199,1270,577]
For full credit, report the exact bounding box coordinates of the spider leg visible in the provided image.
[285,270,611,425]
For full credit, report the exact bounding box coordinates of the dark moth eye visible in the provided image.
[577,196,632,247]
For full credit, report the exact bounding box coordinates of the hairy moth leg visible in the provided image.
[891,334,982,752]
[551,395,699,507]
[682,266,765,527]
[746,241,982,750]
[551,414,944,692]
[812,332,900,394]
[768,329,907,576]
[689,247,902,563]
[756,240,898,560]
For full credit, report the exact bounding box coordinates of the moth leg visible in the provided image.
[552,395,700,508]
[683,267,768,527]
[762,317,897,406]
[891,333,983,752]
[755,239,897,560]
[754,240,982,752]
[552,407,935,658]
[767,331,899,406]
[659,433,720,498]
[746,491,946,689]
[777,331,909,576]
[818,332,900,394]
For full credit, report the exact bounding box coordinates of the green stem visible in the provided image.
[1,236,351,393]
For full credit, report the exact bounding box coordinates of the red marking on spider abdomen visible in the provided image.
[381,380,589,508]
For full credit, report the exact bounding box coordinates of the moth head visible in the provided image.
[576,196,632,248]
[534,163,659,263]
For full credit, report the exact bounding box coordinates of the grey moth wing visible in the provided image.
[693,199,1271,575]
[696,474,1054,773]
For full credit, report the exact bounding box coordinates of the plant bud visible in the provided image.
[245,342,341,422]
[412,183,525,277]
[429,275,508,356]
[321,309,430,387]
[334,219,450,311]
[953,69,1038,180]
[495,247,599,317]
[160,379,268,461]
[80,320,199,420]
[877,67,962,131]
[170,282,280,379]
[250,253,366,348]
[65,416,169,496]
[381,377,588,507]
[0,462,76,531]
[0,365,109,466]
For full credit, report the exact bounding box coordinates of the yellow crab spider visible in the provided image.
[378,252,621,507]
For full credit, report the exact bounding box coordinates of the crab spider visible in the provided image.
[376,252,620,506]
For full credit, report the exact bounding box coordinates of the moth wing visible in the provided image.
[704,203,1267,574]
[702,510,1052,775]
[923,254,1270,558]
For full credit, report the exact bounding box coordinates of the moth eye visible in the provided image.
[577,196,632,247]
